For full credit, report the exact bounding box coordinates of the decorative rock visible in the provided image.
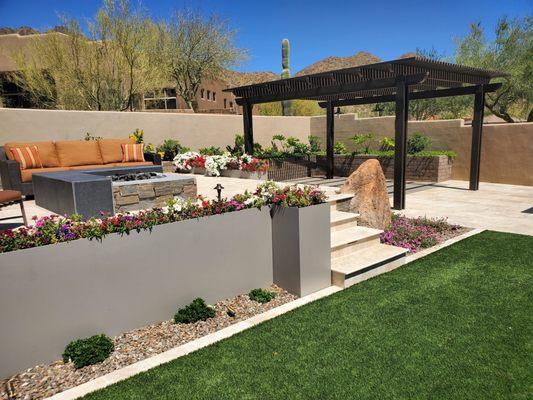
[338,159,392,229]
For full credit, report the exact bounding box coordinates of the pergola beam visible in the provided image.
[235,73,428,106]
[318,82,502,108]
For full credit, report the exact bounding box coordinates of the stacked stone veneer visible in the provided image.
[113,176,197,212]
[315,155,453,182]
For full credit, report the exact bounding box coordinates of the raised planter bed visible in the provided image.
[0,208,273,378]
[315,154,453,182]
[267,157,314,181]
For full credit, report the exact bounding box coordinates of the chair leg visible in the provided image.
[19,198,28,226]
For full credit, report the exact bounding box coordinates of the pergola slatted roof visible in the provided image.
[225,56,506,210]
[224,56,506,103]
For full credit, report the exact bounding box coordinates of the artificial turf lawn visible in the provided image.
[84,231,532,400]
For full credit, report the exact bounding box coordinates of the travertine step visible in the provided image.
[331,243,408,288]
[330,226,382,259]
[330,210,359,231]
[327,193,353,212]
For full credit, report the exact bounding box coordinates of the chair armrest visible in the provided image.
[0,159,23,191]
[144,152,162,165]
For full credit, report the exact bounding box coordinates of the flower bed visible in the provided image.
[380,214,468,253]
[0,183,326,254]
[0,285,296,400]
[173,152,269,178]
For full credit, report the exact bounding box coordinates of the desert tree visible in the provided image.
[9,0,160,111]
[155,9,245,111]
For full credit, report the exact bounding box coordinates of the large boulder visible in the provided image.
[338,159,391,229]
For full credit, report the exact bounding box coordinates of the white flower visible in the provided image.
[173,151,200,170]
[205,154,232,176]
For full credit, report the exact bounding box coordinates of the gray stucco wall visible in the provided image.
[0,207,273,378]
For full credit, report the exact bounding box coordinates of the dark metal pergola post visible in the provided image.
[326,102,335,179]
[469,85,485,190]
[393,79,409,210]
[242,102,254,154]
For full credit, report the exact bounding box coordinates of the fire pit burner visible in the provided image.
[110,172,166,182]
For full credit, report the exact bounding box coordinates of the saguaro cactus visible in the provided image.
[281,38,293,116]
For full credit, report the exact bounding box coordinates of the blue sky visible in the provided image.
[0,0,530,74]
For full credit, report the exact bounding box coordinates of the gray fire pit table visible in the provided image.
[32,166,196,217]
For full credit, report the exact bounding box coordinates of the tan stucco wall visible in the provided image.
[310,114,533,186]
[0,108,531,186]
[0,108,310,150]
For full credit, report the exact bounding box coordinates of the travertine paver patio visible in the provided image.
[1,176,531,235]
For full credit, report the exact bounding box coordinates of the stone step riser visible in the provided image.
[332,256,406,288]
[330,236,380,259]
[329,199,351,212]
[330,218,358,232]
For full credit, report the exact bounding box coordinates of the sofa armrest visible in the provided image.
[144,152,162,165]
[0,159,23,191]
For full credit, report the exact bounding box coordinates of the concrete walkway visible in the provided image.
[1,176,531,236]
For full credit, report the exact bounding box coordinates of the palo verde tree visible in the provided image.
[155,9,245,112]
[9,0,159,111]
[455,16,533,122]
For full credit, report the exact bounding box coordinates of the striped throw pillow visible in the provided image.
[9,146,43,170]
[121,143,145,162]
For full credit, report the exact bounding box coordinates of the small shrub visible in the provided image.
[129,128,144,144]
[62,334,114,369]
[379,136,395,151]
[174,298,215,324]
[308,135,321,153]
[333,142,347,155]
[249,288,276,304]
[157,139,189,161]
[349,133,374,154]
[199,146,223,156]
[226,134,245,156]
[286,137,310,155]
[407,132,431,154]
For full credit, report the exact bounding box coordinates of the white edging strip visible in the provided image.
[45,286,341,400]
[46,229,483,400]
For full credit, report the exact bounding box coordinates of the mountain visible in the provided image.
[224,70,279,88]
[295,51,382,76]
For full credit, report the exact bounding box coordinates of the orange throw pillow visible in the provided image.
[121,143,145,162]
[9,146,43,170]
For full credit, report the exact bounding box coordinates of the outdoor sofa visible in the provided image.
[0,138,161,196]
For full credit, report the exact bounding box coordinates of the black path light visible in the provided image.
[214,183,224,201]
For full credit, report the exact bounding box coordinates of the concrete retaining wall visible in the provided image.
[0,208,273,378]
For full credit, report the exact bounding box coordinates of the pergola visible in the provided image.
[223,56,506,209]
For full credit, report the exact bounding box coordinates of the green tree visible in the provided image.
[9,0,159,111]
[455,16,533,122]
[155,9,246,112]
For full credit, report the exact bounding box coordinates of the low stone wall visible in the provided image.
[113,176,197,213]
[315,155,453,182]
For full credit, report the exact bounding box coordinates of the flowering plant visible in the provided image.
[380,214,462,253]
[173,152,205,171]
[0,182,326,254]
[240,157,269,173]
[205,154,236,176]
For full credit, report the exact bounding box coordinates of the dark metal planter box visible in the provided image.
[271,203,331,297]
[315,154,453,182]
[267,157,314,181]
[0,208,272,378]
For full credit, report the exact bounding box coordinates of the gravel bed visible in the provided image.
[1,285,296,400]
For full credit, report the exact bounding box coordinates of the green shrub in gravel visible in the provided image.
[174,298,215,324]
[62,334,114,369]
[249,288,276,304]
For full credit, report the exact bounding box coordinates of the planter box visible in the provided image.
[271,203,331,297]
[221,169,268,180]
[315,154,453,182]
[191,167,207,175]
[0,208,273,378]
[161,161,177,173]
[267,157,314,181]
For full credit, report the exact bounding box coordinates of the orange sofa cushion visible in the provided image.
[55,140,104,167]
[112,161,153,167]
[21,167,70,183]
[9,146,43,170]
[4,141,59,167]
[98,138,135,164]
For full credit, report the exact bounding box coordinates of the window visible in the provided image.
[200,89,204,99]
[143,87,177,110]
[224,98,227,108]
[212,92,216,101]
[229,101,233,108]
[207,90,211,100]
